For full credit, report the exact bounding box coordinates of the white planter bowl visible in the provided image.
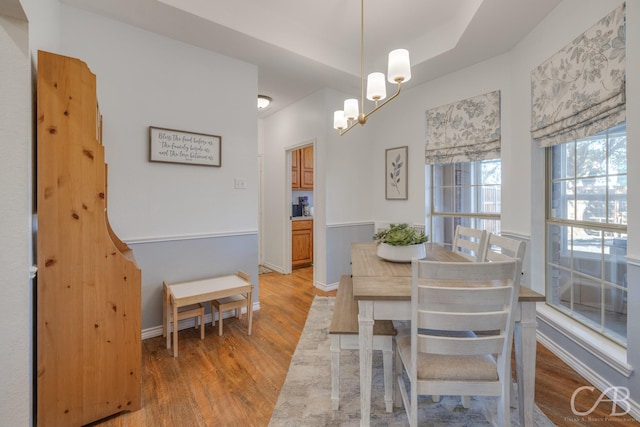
[376,242,427,263]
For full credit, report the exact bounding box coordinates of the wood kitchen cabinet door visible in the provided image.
[292,220,313,268]
[291,145,313,190]
[291,149,300,189]
[300,145,313,189]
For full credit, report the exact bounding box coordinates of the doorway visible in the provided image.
[286,142,315,274]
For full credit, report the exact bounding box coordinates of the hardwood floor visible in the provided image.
[92,267,638,427]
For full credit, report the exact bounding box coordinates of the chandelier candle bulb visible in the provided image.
[333,111,347,130]
[387,49,411,83]
[366,72,387,101]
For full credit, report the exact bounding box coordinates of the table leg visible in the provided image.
[165,293,171,350]
[515,302,537,427]
[173,301,179,357]
[358,300,374,427]
[247,289,253,335]
[163,285,167,339]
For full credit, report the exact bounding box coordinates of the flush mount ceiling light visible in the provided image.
[333,0,411,136]
[257,95,272,109]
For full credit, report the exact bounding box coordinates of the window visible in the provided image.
[430,159,501,247]
[547,124,627,345]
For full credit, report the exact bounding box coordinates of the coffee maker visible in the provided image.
[298,196,310,216]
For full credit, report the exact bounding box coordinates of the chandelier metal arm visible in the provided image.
[333,0,410,135]
[338,82,404,136]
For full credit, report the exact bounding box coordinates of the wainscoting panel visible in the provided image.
[129,233,258,330]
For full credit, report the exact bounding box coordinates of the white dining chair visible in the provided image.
[485,233,526,267]
[452,225,488,261]
[395,258,520,427]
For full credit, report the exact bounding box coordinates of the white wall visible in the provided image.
[59,5,258,240]
[367,54,512,231]
[261,90,328,284]
[22,0,259,329]
[0,7,32,426]
[260,87,377,286]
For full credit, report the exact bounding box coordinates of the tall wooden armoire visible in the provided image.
[36,51,142,426]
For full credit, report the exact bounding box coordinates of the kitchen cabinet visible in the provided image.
[292,219,313,268]
[292,145,313,190]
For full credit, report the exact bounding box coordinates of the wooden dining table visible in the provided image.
[351,242,545,427]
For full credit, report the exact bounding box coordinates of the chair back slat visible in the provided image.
[416,334,505,356]
[417,310,508,332]
[418,285,512,306]
[452,226,488,261]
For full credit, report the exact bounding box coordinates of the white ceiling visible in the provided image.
[61,0,561,117]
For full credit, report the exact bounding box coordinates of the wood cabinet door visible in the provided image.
[300,145,313,189]
[292,220,313,268]
[291,149,300,189]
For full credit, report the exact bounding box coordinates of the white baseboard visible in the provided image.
[262,262,285,274]
[316,280,339,292]
[142,301,260,340]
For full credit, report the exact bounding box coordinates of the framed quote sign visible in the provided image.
[149,126,221,167]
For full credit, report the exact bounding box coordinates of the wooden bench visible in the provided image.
[329,275,396,412]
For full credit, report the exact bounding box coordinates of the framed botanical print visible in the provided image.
[385,146,408,200]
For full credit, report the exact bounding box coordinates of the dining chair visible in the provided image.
[211,270,253,336]
[394,258,520,427]
[485,233,526,268]
[452,225,488,261]
[484,233,526,407]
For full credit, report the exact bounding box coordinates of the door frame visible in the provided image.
[285,140,315,274]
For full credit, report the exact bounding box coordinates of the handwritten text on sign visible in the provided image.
[149,127,221,167]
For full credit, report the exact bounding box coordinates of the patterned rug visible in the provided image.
[269,296,556,427]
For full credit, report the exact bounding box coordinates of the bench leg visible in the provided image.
[382,337,394,413]
[330,335,341,410]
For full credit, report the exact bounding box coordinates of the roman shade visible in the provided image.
[425,90,501,165]
[531,4,626,148]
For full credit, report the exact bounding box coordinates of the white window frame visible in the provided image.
[545,124,627,346]
[429,159,501,247]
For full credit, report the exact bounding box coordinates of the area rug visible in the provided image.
[269,296,556,427]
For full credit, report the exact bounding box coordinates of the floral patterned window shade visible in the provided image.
[531,4,626,148]
[425,90,500,165]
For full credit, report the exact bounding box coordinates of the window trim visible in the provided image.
[537,304,632,377]
[544,126,627,346]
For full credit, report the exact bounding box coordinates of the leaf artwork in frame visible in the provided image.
[385,146,408,200]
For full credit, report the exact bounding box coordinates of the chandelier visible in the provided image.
[333,0,411,135]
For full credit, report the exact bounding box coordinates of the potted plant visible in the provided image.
[373,223,428,262]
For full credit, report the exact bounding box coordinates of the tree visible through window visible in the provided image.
[429,159,501,247]
[547,123,627,345]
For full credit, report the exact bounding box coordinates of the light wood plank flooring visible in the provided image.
[91,267,638,426]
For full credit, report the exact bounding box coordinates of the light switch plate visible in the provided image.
[234,178,247,189]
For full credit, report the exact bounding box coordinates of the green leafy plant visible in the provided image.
[373,223,428,246]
